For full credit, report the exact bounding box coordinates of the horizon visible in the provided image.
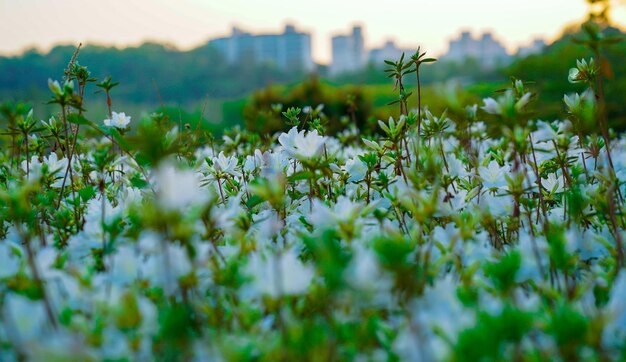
[0,24,555,62]
[1,0,625,64]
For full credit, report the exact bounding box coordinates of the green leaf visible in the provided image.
[303,229,351,290]
[67,113,92,126]
[78,185,96,201]
[288,170,315,182]
[100,125,130,151]
[372,235,413,269]
[378,120,392,134]
[549,304,589,348]
[246,194,265,209]
[483,251,521,292]
[130,173,148,189]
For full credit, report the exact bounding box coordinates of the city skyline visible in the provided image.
[1,0,625,64]
[207,24,540,74]
[209,24,315,70]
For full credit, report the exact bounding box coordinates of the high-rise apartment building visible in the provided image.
[368,40,414,66]
[516,38,546,57]
[330,26,366,75]
[445,31,510,68]
[209,25,314,71]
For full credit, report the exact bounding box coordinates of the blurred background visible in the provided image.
[1,0,625,134]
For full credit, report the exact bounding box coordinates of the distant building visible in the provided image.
[516,38,546,58]
[209,24,314,71]
[444,30,510,68]
[368,40,414,67]
[330,26,366,75]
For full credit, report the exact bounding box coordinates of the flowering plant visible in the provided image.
[0,44,624,362]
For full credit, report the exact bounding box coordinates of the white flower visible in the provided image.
[479,160,510,189]
[542,173,564,194]
[516,92,532,110]
[345,245,391,295]
[110,245,139,286]
[121,187,144,209]
[278,126,326,161]
[21,156,42,181]
[213,151,241,177]
[478,192,514,218]
[0,242,21,278]
[100,327,131,359]
[431,223,461,255]
[277,127,299,151]
[533,120,558,143]
[481,97,501,114]
[155,162,204,210]
[140,243,192,295]
[568,68,581,83]
[470,121,486,135]
[603,271,626,347]
[558,119,573,134]
[246,249,314,297]
[35,247,64,280]
[250,150,286,177]
[2,293,47,342]
[564,90,595,120]
[45,152,68,172]
[345,156,367,182]
[252,210,284,241]
[566,228,607,261]
[564,93,581,112]
[396,276,474,361]
[516,233,549,283]
[48,79,62,95]
[446,154,469,179]
[23,153,69,185]
[481,90,531,116]
[309,196,365,229]
[195,146,215,161]
[104,111,131,129]
[44,153,70,188]
[437,189,468,217]
[244,149,263,172]
[214,193,244,232]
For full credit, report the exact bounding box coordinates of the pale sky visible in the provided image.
[1,0,625,64]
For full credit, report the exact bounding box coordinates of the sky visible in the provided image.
[1,0,625,64]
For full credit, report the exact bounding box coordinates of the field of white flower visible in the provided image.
[1,31,626,361]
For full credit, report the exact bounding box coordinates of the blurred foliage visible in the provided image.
[331,56,501,86]
[1,19,625,135]
[243,77,373,135]
[241,78,504,137]
[0,42,305,121]
[506,25,626,131]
